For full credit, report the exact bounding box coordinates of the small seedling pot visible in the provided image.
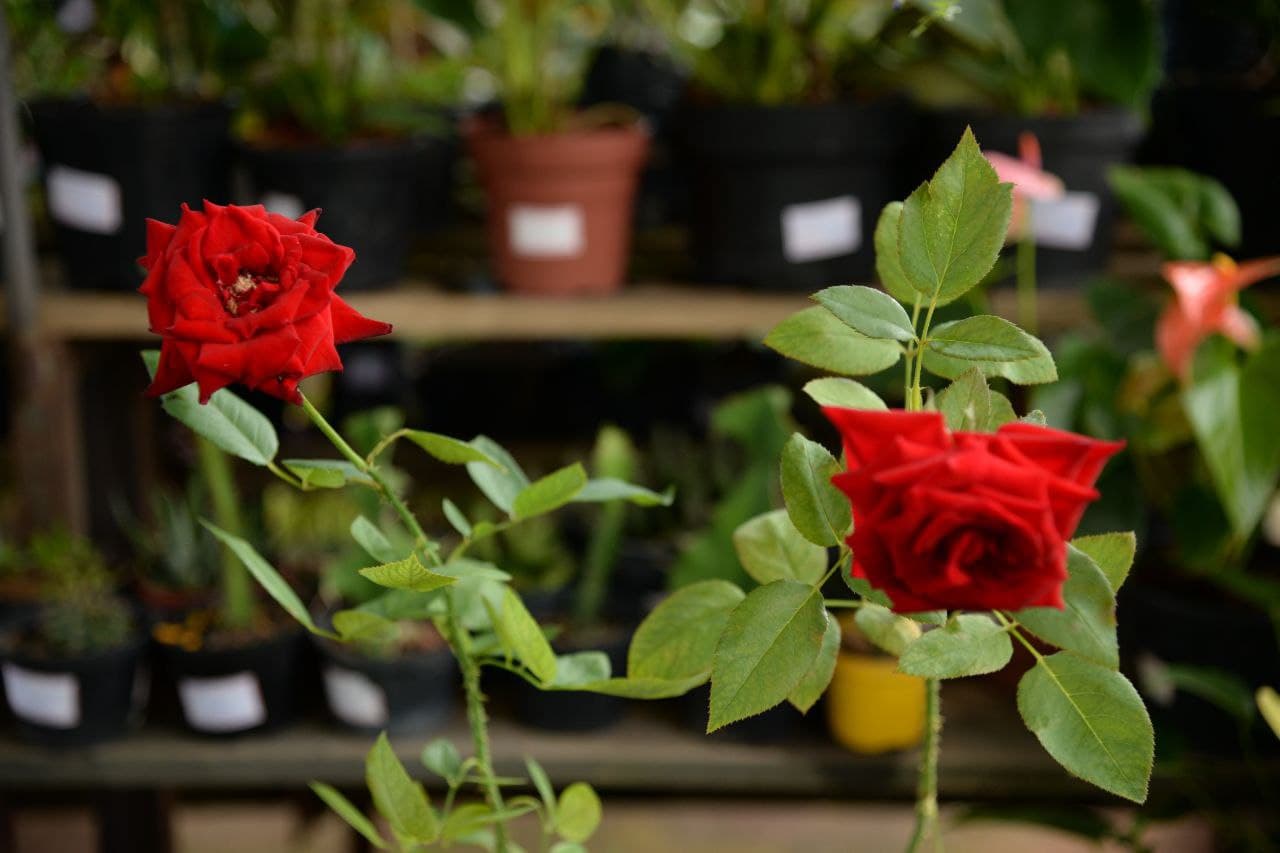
[316,637,457,735]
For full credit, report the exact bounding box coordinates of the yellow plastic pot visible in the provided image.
[826,651,926,754]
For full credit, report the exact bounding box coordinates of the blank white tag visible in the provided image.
[47,164,122,234]
[261,191,306,221]
[3,663,80,729]
[178,671,267,733]
[509,204,585,258]
[1029,192,1100,250]
[323,666,388,728]
[782,196,861,263]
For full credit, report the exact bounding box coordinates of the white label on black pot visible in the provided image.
[323,666,388,728]
[178,671,266,733]
[47,164,122,234]
[1029,192,1100,251]
[781,196,861,263]
[508,204,585,258]
[2,663,80,729]
[261,191,306,221]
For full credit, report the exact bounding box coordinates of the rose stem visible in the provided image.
[297,393,509,851]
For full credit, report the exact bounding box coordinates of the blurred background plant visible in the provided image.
[19,531,133,657]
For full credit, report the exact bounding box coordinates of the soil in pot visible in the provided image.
[28,99,231,290]
[237,132,454,291]
[316,621,457,735]
[508,624,631,732]
[153,611,308,736]
[0,628,147,747]
[465,117,650,295]
[925,108,1144,287]
[679,99,911,291]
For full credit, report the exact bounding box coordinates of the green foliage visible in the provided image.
[788,613,840,713]
[486,586,558,685]
[555,783,603,844]
[627,580,745,681]
[779,434,850,548]
[118,488,220,592]
[309,783,387,849]
[359,554,458,593]
[732,510,827,586]
[802,377,887,410]
[1013,546,1119,670]
[25,532,133,657]
[366,732,439,846]
[898,614,1013,679]
[1109,166,1241,261]
[853,603,922,657]
[1070,532,1136,594]
[814,285,917,343]
[764,306,903,376]
[513,464,589,520]
[1017,652,1154,803]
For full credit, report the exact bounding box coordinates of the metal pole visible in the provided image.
[0,0,38,337]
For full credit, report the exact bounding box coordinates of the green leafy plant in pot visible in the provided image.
[236,0,465,290]
[650,0,913,289]
[11,0,256,289]
[118,487,221,620]
[0,532,143,747]
[433,0,652,294]
[895,0,1160,285]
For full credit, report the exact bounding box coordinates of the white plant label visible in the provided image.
[509,204,585,258]
[2,663,80,729]
[178,671,267,733]
[781,196,861,263]
[47,164,122,234]
[261,191,306,221]
[1029,191,1100,251]
[323,667,388,728]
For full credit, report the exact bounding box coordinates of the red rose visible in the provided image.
[140,202,391,403]
[823,409,1123,613]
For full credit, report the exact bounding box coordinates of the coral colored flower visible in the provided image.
[985,133,1064,241]
[1157,254,1280,380]
[823,409,1122,613]
[140,202,391,403]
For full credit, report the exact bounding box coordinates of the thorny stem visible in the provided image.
[298,393,509,851]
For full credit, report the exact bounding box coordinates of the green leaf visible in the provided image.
[899,614,1013,678]
[142,351,279,466]
[551,843,588,853]
[555,783,602,844]
[935,368,992,431]
[574,478,675,506]
[1258,686,1280,739]
[708,580,827,731]
[922,330,1058,385]
[1015,546,1119,669]
[360,554,457,593]
[874,202,919,305]
[988,390,1018,428]
[420,738,462,784]
[547,651,611,688]
[332,609,398,644]
[732,509,827,586]
[575,673,708,699]
[443,499,472,537]
[764,306,902,377]
[814,285,916,342]
[366,733,438,844]
[854,603,922,656]
[1017,652,1154,803]
[1072,532,1137,594]
[844,574,893,608]
[350,516,408,564]
[310,782,387,849]
[467,436,530,514]
[486,587,557,684]
[928,315,1045,362]
[512,463,588,520]
[788,613,840,713]
[202,521,334,638]
[802,377,888,411]
[525,756,556,819]
[779,434,851,548]
[629,580,746,680]
[283,459,372,490]
[404,430,502,466]
[897,128,1013,306]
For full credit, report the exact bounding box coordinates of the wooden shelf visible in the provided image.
[31,283,1092,344]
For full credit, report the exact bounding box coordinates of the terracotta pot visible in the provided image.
[465,118,649,295]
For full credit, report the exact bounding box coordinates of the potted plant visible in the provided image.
[650,0,912,289]
[11,0,253,289]
[0,532,144,747]
[236,0,464,290]
[895,0,1160,284]
[434,0,651,294]
[117,488,221,621]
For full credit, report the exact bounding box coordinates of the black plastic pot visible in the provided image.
[676,683,808,744]
[237,133,455,290]
[317,639,457,735]
[926,108,1144,286]
[27,99,231,290]
[0,636,146,747]
[509,628,629,732]
[680,99,910,290]
[158,628,306,736]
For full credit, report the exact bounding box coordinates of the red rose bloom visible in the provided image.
[140,202,391,403]
[823,409,1122,613]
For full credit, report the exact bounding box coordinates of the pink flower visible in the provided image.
[1156,255,1280,379]
[985,133,1064,241]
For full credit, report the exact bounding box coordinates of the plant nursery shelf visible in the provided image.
[25,284,1092,343]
